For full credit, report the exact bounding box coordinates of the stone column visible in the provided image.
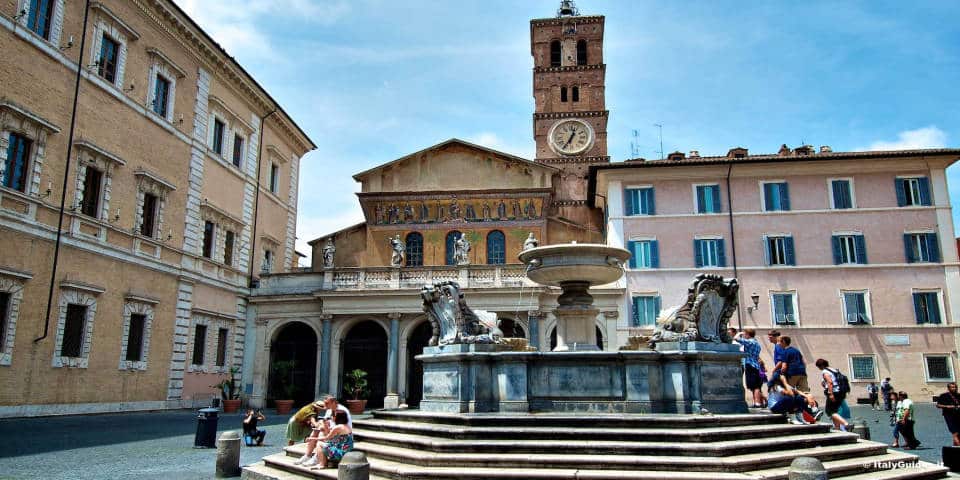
[527,310,541,351]
[384,313,401,409]
[319,314,333,395]
[248,317,268,408]
[553,281,600,351]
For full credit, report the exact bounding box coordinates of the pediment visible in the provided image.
[353,139,557,193]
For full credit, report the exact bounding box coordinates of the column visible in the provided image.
[319,314,332,395]
[384,313,401,409]
[527,310,541,351]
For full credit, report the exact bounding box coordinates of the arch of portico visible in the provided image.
[250,316,323,408]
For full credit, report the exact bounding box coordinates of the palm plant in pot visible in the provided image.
[271,360,297,414]
[343,369,369,414]
[213,366,242,413]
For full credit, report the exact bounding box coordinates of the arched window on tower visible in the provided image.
[486,230,506,265]
[572,86,580,102]
[560,86,568,103]
[550,40,562,67]
[577,40,587,65]
[445,231,462,266]
[405,232,423,266]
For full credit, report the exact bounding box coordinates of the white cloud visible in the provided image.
[864,126,947,151]
[294,204,365,265]
[174,0,350,60]
[466,132,535,159]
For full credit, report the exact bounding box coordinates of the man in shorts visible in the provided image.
[937,383,960,446]
[734,328,764,408]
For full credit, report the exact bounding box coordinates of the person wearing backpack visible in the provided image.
[815,358,850,432]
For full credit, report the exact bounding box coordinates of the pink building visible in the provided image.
[591,146,960,398]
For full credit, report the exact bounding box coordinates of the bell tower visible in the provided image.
[531,1,608,235]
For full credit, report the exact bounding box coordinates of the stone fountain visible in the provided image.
[417,242,748,414]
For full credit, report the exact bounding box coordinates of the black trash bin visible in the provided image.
[194,407,219,448]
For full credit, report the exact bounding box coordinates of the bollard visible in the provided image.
[215,431,242,478]
[338,451,370,480]
[788,456,828,480]
[849,419,870,440]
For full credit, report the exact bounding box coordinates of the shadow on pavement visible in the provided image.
[0,409,288,458]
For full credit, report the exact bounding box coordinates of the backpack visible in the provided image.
[828,368,851,394]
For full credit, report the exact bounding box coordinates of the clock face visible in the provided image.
[548,119,593,156]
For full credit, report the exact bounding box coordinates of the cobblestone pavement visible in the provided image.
[849,403,953,465]
[0,404,955,479]
[0,408,291,480]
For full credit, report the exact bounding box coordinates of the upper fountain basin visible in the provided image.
[518,243,631,287]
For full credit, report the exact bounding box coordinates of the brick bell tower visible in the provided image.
[531,1,608,236]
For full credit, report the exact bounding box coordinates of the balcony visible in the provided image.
[254,264,538,296]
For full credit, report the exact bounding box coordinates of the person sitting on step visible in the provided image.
[301,410,354,469]
[294,396,353,465]
[767,372,823,424]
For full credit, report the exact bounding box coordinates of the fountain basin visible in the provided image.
[518,243,630,288]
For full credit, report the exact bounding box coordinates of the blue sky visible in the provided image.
[174,1,960,262]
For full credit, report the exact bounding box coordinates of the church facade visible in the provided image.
[246,7,625,409]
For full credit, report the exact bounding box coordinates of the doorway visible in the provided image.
[405,321,433,408]
[268,322,318,407]
[341,320,388,409]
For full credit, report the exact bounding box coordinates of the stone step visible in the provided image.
[327,438,885,471]
[352,417,831,441]
[351,427,856,456]
[371,410,786,428]
[833,462,950,480]
[750,451,923,479]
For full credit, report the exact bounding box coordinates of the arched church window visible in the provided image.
[445,231,462,266]
[405,232,423,266]
[577,40,587,65]
[560,86,568,102]
[486,230,505,264]
[572,86,580,102]
[550,40,561,67]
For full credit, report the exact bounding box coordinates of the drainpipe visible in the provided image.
[247,109,278,288]
[36,0,92,343]
[725,162,743,330]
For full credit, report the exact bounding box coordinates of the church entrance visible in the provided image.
[341,321,388,409]
[268,321,318,407]
[549,326,604,351]
[405,321,433,408]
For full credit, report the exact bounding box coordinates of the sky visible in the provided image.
[173,1,960,264]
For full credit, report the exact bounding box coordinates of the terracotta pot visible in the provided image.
[222,399,241,413]
[274,399,295,414]
[345,399,367,414]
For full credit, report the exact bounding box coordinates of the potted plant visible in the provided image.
[343,369,369,414]
[213,366,242,413]
[271,360,297,414]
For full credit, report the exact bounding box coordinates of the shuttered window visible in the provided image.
[772,293,796,325]
[625,187,655,216]
[694,239,726,268]
[913,292,942,325]
[695,185,722,213]
[632,296,661,327]
[831,180,853,209]
[627,240,658,269]
[125,314,145,362]
[832,234,867,264]
[904,233,939,263]
[843,292,870,324]
[762,182,790,211]
[895,177,931,207]
[765,236,795,266]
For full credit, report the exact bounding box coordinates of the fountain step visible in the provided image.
[352,417,831,442]
[371,409,786,428]
[351,427,854,456]
[251,449,941,480]
[282,437,880,471]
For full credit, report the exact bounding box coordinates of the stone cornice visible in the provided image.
[537,156,610,165]
[530,15,604,26]
[145,47,186,78]
[92,2,142,41]
[60,280,106,295]
[74,140,127,166]
[535,111,608,120]
[134,168,177,191]
[534,64,605,74]
[357,189,553,202]
[0,99,61,133]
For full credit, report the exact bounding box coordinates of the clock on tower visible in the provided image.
[531,1,609,235]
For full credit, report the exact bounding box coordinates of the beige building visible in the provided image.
[0,0,313,416]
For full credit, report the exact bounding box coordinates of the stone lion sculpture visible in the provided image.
[421,281,502,346]
[648,273,739,348]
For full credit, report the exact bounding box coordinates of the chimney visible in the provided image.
[820,145,832,153]
[667,151,686,161]
[689,150,700,158]
[795,145,814,155]
[778,144,792,156]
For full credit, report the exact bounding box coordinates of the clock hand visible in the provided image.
[563,130,576,148]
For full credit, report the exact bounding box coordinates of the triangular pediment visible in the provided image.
[353,138,557,193]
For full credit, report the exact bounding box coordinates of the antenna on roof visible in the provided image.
[557,0,579,17]
[630,129,641,158]
[653,123,664,160]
